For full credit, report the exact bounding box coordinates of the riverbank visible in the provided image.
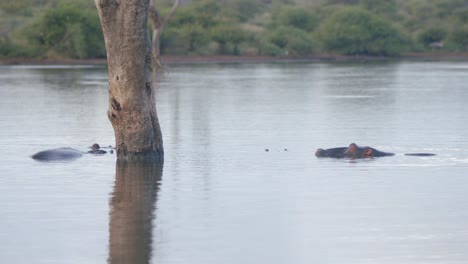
[2,52,468,65]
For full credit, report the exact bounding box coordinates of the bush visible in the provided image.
[161,25,211,55]
[325,0,359,5]
[452,8,468,23]
[436,0,468,19]
[211,25,247,55]
[24,2,105,59]
[318,7,408,56]
[169,4,221,28]
[169,7,199,26]
[266,26,317,56]
[0,40,36,58]
[228,0,264,22]
[418,27,447,47]
[259,43,284,56]
[272,6,319,32]
[359,0,398,17]
[448,25,468,51]
[0,0,32,16]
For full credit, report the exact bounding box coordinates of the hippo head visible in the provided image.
[344,143,373,159]
[315,148,327,157]
[90,143,101,150]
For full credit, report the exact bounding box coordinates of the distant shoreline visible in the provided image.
[2,52,468,65]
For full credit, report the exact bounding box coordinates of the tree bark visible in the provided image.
[95,0,164,161]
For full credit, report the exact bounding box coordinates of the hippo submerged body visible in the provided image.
[31,144,111,162]
[316,143,435,159]
[32,147,84,161]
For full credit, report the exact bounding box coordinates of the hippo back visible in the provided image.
[32,147,83,161]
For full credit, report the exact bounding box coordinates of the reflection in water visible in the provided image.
[108,160,163,264]
[2,63,468,264]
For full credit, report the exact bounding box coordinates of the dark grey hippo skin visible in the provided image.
[316,143,436,159]
[31,144,111,162]
[31,147,84,161]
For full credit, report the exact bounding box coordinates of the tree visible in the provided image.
[94,0,164,161]
[271,6,319,32]
[211,25,246,55]
[25,2,105,59]
[266,26,317,56]
[418,27,447,47]
[148,0,180,80]
[359,0,398,18]
[318,7,408,56]
[449,25,468,51]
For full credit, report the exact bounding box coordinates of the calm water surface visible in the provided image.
[0,61,468,264]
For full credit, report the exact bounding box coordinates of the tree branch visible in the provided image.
[148,0,162,29]
[160,0,180,32]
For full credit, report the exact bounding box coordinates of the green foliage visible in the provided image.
[164,0,254,56]
[163,0,233,55]
[194,0,222,15]
[448,25,468,51]
[318,7,408,56]
[160,28,188,55]
[24,1,105,59]
[400,1,438,33]
[168,1,222,28]
[265,26,317,56]
[5,0,468,59]
[452,8,468,23]
[272,6,319,31]
[227,0,264,22]
[0,40,36,58]
[161,24,211,55]
[325,0,359,5]
[418,27,447,46]
[359,0,398,18]
[0,0,32,16]
[260,43,284,56]
[211,25,247,55]
[434,0,467,19]
[169,7,199,26]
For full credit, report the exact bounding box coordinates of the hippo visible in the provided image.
[88,143,107,154]
[314,147,349,159]
[316,143,436,159]
[31,143,111,161]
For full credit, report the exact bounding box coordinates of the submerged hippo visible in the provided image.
[316,143,436,159]
[31,143,112,161]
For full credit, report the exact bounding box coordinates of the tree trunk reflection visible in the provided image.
[108,160,163,264]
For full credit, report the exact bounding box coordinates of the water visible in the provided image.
[0,61,468,264]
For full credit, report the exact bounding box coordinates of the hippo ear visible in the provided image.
[363,148,373,158]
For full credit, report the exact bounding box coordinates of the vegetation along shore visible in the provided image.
[2,0,468,62]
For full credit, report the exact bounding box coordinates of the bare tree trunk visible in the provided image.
[95,0,164,161]
[149,0,180,81]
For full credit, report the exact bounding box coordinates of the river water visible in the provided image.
[0,61,468,264]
